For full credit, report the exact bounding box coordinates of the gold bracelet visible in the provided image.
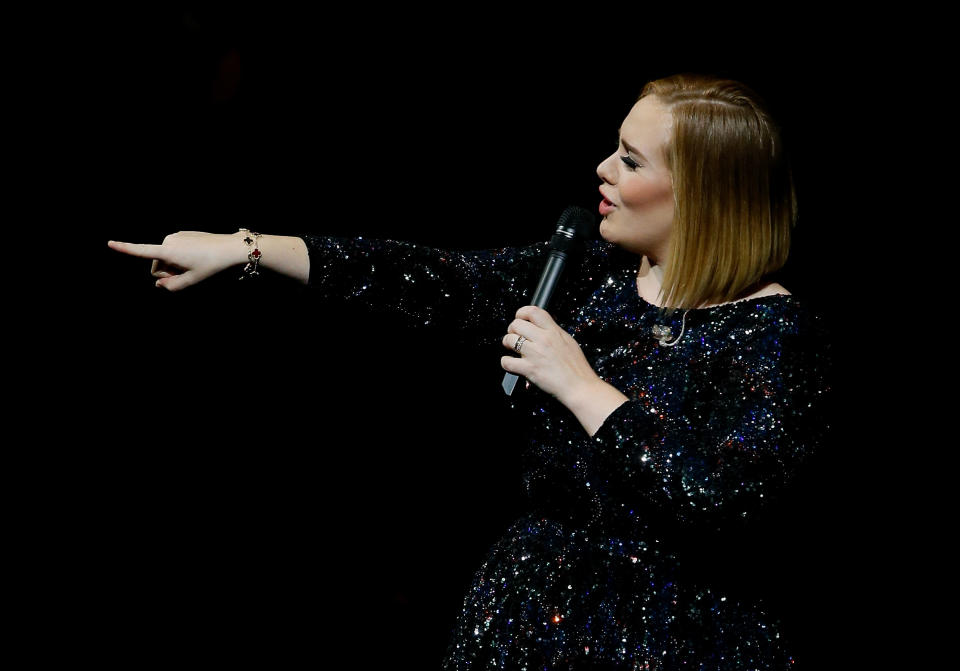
[238,228,262,279]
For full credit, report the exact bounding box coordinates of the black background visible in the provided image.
[45,6,914,668]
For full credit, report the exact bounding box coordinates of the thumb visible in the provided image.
[156,271,198,292]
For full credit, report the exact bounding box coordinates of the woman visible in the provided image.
[108,73,831,669]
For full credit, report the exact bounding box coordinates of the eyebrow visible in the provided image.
[618,128,650,164]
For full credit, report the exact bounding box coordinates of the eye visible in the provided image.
[620,154,641,170]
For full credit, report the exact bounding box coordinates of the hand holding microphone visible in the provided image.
[501,206,595,396]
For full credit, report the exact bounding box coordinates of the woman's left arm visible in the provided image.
[500,304,630,431]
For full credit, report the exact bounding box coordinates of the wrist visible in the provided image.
[564,376,607,411]
[563,377,630,438]
[237,228,263,279]
[231,230,252,265]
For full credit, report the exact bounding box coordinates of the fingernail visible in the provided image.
[155,280,161,288]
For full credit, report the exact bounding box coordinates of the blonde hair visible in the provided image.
[641,74,797,311]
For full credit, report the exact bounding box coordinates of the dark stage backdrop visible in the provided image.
[63,7,901,669]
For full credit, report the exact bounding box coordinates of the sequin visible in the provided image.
[299,234,832,670]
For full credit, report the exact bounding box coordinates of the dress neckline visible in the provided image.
[635,291,798,313]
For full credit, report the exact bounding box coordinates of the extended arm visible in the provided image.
[109,230,623,349]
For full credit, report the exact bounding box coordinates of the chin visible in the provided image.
[598,217,613,242]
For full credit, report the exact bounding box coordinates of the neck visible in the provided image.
[636,256,668,307]
[650,262,664,285]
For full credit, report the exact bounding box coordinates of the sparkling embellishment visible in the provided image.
[296,233,833,669]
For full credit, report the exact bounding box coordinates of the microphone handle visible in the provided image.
[529,251,568,307]
[501,250,568,396]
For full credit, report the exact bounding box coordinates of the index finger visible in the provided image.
[107,240,167,260]
[515,304,553,325]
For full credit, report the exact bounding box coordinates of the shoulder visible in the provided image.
[707,298,832,404]
[736,298,832,377]
[748,281,791,299]
[579,239,642,285]
[707,292,827,351]
[585,239,638,268]
[709,281,791,307]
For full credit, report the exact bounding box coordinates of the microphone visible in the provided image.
[502,205,595,396]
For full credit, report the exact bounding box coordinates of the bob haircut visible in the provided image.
[640,74,797,311]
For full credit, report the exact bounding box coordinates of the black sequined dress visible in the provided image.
[298,234,832,670]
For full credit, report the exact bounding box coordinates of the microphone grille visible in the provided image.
[556,205,595,239]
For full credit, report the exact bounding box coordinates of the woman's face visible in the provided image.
[596,95,675,265]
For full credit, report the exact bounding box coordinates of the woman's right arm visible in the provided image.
[109,230,618,346]
[108,230,560,346]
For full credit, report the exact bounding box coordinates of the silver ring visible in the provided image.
[514,335,526,354]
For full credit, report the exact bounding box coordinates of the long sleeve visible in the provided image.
[298,234,617,348]
[584,307,832,533]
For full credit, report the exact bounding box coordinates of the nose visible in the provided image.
[597,151,617,185]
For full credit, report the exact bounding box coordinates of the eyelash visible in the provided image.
[615,136,642,170]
